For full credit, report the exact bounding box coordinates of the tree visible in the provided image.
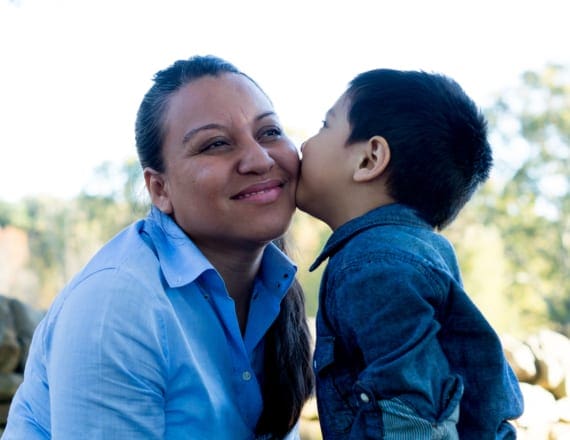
[0,201,11,227]
[289,211,330,317]
[1,161,147,308]
[483,64,570,333]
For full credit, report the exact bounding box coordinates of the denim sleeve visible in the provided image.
[45,269,170,438]
[329,258,460,424]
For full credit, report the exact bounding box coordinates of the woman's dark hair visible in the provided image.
[259,236,314,438]
[135,55,314,438]
[345,69,492,229]
[135,55,240,172]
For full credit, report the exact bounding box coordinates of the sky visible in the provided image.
[1,0,569,201]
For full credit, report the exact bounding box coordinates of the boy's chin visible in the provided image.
[295,200,325,223]
[294,185,309,210]
[294,195,310,215]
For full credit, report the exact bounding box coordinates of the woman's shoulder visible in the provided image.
[45,220,166,320]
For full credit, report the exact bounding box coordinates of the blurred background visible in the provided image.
[1,0,569,338]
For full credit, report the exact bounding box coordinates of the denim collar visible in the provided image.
[309,203,432,271]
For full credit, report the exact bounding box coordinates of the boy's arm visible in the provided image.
[329,259,460,435]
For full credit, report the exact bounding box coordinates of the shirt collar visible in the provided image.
[142,206,212,287]
[309,203,432,271]
[142,206,297,292]
[258,241,297,297]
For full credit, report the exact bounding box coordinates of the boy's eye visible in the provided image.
[321,120,328,128]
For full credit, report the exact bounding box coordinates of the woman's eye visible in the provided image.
[201,138,229,153]
[259,126,282,141]
[321,120,328,128]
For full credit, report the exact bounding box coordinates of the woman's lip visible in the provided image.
[231,179,285,200]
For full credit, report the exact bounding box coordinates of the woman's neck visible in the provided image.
[197,241,266,334]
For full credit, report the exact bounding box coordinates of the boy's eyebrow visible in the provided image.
[182,111,277,144]
[326,108,336,119]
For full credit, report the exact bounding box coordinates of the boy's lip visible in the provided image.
[231,179,286,200]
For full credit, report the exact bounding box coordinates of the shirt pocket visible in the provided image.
[313,336,356,435]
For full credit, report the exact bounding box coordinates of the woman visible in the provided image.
[4,55,314,439]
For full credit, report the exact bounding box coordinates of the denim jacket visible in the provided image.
[311,204,523,439]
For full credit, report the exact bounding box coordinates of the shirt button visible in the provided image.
[242,371,252,381]
[360,392,370,403]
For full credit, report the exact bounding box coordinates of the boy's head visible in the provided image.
[296,68,492,230]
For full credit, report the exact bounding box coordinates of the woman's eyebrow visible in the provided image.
[182,111,277,144]
[182,124,224,144]
[256,111,277,121]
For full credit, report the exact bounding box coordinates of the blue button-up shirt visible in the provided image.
[311,203,523,439]
[4,207,298,439]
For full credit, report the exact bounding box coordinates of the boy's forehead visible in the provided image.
[329,93,350,118]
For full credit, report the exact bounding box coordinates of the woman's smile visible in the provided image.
[232,179,286,202]
[152,73,299,246]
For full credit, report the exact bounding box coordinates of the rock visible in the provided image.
[301,397,319,421]
[1,401,10,432]
[502,333,537,382]
[0,298,20,374]
[527,330,570,394]
[555,397,570,423]
[515,382,558,439]
[299,419,322,440]
[0,373,23,401]
[9,297,44,372]
[549,422,570,440]
[0,295,45,375]
[299,397,321,439]
[1,401,11,420]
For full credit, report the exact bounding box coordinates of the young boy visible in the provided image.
[296,69,523,439]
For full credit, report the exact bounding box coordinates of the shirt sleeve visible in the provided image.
[329,257,454,421]
[45,268,170,438]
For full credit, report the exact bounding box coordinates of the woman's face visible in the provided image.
[146,73,299,251]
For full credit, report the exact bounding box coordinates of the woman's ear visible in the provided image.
[144,167,173,214]
[353,136,391,183]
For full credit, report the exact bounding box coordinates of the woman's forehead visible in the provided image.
[161,73,277,146]
[166,74,273,122]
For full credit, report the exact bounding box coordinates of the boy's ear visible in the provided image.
[353,136,391,183]
[144,167,174,214]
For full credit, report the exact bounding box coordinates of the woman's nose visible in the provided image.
[237,140,275,174]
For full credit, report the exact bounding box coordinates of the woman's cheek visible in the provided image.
[283,143,301,178]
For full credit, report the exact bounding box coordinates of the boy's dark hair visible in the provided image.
[345,69,492,229]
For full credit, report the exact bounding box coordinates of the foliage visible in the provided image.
[0,161,147,308]
[288,211,330,316]
[483,64,570,334]
[1,64,569,333]
[0,201,11,227]
[442,187,547,336]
